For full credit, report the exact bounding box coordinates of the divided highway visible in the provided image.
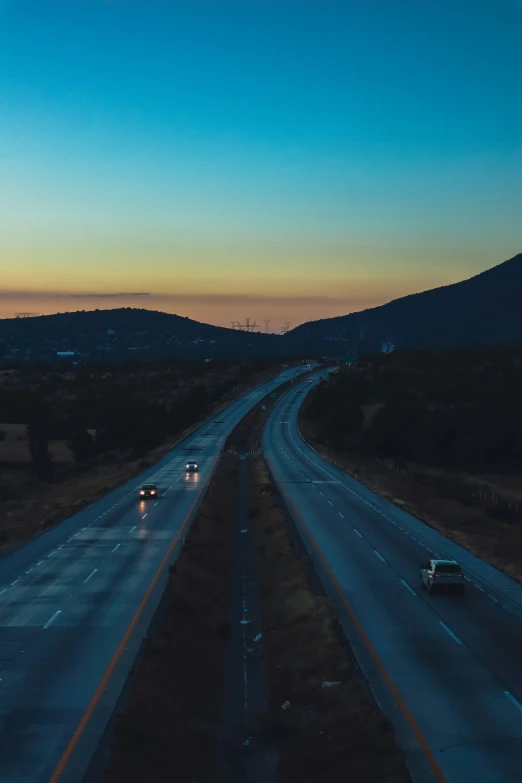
[263,377,522,783]
[0,366,308,783]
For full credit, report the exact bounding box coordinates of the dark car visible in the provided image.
[139,483,158,499]
[185,460,199,472]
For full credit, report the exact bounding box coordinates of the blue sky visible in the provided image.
[0,0,520,328]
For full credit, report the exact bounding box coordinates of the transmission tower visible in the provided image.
[236,318,260,332]
[263,319,270,334]
[280,321,291,335]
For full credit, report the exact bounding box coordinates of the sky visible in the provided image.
[0,0,520,331]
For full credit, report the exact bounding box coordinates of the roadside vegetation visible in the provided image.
[0,358,287,545]
[302,347,522,580]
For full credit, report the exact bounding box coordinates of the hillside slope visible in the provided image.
[287,252,522,352]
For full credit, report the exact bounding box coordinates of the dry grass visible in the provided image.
[250,456,411,783]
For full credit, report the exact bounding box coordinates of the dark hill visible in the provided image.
[0,308,288,363]
[286,252,522,353]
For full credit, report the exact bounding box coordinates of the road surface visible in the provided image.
[263,378,522,783]
[0,366,308,783]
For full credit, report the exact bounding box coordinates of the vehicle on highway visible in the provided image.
[420,559,465,594]
[139,483,158,499]
[185,459,199,472]
[308,378,314,383]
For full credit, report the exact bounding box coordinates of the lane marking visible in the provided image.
[11,578,20,585]
[271,479,448,783]
[44,610,62,629]
[0,588,8,596]
[327,500,333,506]
[505,691,522,713]
[37,561,44,566]
[84,569,98,584]
[439,621,462,645]
[111,544,121,553]
[48,457,213,783]
[353,528,363,538]
[401,580,416,596]
[142,513,148,519]
[338,512,345,519]
[129,526,136,534]
[374,551,385,562]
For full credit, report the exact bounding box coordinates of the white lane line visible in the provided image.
[0,588,8,596]
[353,528,363,538]
[489,595,499,603]
[154,501,158,506]
[43,610,62,629]
[25,569,32,575]
[475,584,485,592]
[439,621,462,645]
[327,500,333,506]
[11,578,20,585]
[142,513,148,519]
[505,691,522,713]
[111,543,121,553]
[47,550,57,558]
[319,491,324,496]
[401,580,417,596]
[36,560,44,566]
[338,512,345,518]
[84,568,98,584]
[374,551,385,562]
[129,526,136,533]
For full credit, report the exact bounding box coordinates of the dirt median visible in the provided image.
[89,387,411,783]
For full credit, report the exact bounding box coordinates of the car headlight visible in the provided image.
[140,491,145,495]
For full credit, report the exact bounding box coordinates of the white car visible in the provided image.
[185,460,198,472]
[420,559,465,595]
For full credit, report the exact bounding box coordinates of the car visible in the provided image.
[139,483,158,499]
[308,378,314,383]
[185,460,198,472]
[420,559,465,595]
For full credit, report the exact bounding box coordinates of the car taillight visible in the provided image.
[432,573,439,578]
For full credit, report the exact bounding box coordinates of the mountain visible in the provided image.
[286,252,522,354]
[0,308,288,363]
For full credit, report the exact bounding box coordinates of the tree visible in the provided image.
[27,402,53,480]
[68,425,97,463]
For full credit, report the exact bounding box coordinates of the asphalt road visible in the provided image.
[263,377,522,783]
[0,366,309,783]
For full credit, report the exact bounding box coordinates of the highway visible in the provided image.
[0,366,308,783]
[263,377,522,783]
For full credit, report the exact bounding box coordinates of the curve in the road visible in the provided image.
[263,378,522,783]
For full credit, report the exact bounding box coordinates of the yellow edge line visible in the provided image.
[49,474,210,783]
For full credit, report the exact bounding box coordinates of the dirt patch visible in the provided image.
[97,453,239,783]
[0,422,73,463]
[249,455,411,783]
[299,416,522,584]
